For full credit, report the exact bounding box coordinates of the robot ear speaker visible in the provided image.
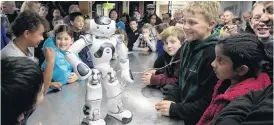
[107,27,109,29]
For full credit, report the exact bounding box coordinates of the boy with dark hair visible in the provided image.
[2,57,44,125]
[1,11,55,95]
[127,18,141,51]
[155,1,220,124]
[69,12,94,68]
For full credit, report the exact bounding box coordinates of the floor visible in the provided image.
[28,51,185,125]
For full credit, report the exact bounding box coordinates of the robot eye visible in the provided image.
[97,26,99,29]
[107,27,109,29]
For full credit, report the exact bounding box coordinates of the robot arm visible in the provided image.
[114,35,134,84]
[65,34,94,80]
[68,34,93,54]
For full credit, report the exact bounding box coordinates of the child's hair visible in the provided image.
[217,33,273,78]
[20,1,40,13]
[2,57,43,125]
[54,24,73,41]
[160,26,185,43]
[184,1,220,22]
[121,13,130,23]
[155,23,168,34]
[142,23,152,30]
[148,14,157,21]
[52,16,63,23]
[129,18,138,23]
[40,4,48,10]
[115,28,128,46]
[69,12,83,21]
[11,11,49,37]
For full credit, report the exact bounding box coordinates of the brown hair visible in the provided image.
[54,24,73,42]
[155,23,168,34]
[161,26,185,43]
[115,29,128,46]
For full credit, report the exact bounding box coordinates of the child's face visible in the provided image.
[53,9,61,17]
[142,28,150,36]
[39,6,48,17]
[110,11,118,20]
[182,11,214,41]
[133,11,141,20]
[31,3,40,13]
[55,32,73,51]
[129,21,138,30]
[150,15,157,25]
[72,16,84,30]
[53,20,64,28]
[211,45,235,80]
[163,36,181,56]
[26,24,45,47]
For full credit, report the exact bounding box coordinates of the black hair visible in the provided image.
[109,9,119,23]
[2,57,44,125]
[148,14,158,24]
[121,12,130,23]
[69,12,83,21]
[11,11,49,37]
[217,33,273,79]
[54,24,73,42]
[129,18,138,23]
[40,4,49,9]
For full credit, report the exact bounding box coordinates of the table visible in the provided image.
[28,52,185,125]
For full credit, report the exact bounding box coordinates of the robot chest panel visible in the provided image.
[90,39,117,58]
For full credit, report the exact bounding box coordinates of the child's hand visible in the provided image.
[143,47,150,52]
[142,72,153,85]
[155,100,174,116]
[67,73,78,84]
[50,82,62,90]
[44,47,56,63]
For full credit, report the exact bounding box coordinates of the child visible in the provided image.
[47,16,64,37]
[70,12,94,68]
[133,23,156,52]
[197,34,272,125]
[127,18,141,51]
[142,26,185,91]
[2,57,44,125]
[155,2,220,124]
[42,25,78,92]
[38,4,48,18]
[112,28,128,59]
[1,11,55,95]
[109,9,126,31]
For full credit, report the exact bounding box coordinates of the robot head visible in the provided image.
[88,16,116,37]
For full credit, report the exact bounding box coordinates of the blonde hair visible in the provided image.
[115,29,128,46]
[183,1,220,22]
[161,26,185,43]
[20,1,39,13]
[1,1,15,6]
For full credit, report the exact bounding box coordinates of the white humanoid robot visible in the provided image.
[64,16,134,125]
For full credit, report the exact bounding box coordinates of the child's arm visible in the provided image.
[144,37,156,52]
[150,74,177,86]
[132,37,147,51]
[43,47,55,94]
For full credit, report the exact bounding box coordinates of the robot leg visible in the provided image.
[81,69,105,125]
[102,68,132,124]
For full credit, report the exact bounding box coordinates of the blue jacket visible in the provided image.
[41,37,74,92]
[1,23,9,49]
[157,40,164,56]
[116,20,126,31]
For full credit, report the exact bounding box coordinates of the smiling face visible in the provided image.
[55,32,73,51]
[182,11,214,41]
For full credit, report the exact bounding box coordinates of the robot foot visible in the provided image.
[107,110,133,124]
[81,118,106,125]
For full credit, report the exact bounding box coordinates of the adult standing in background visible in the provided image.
[142,4,162,25]
[63,4,80,25]
[0,1,19,23]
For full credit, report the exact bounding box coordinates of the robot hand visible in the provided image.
[121,69,134,85]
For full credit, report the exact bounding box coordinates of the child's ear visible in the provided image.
[208,20,216,30]
[23,30,30,38]
[70,21,74,26]
[236,65,249,76]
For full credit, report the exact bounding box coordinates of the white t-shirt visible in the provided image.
[1,41,37,63]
